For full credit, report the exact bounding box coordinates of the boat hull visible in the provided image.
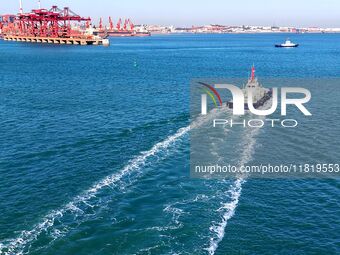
[105,31,133,37]
[96,31,151,37]
[227,90,272,110]
[275,44,299,48]
[133,32,151,37]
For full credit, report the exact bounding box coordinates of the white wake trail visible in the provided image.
[0,126,190,255]
[0,107,229,255]
[206,127,260,255]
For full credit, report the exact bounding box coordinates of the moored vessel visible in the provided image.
[95,17,151,37]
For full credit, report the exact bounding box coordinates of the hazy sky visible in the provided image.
[3,0,340,27]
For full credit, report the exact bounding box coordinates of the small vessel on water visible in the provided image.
[275,38,299,48]
[227,66,272,110]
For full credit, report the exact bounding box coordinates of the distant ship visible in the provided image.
[95,30,150,38]
[94,18,151,37]
[98,30,151,37]
[275,38,299,48]
[227,66,272,110]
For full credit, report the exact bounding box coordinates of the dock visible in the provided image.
[3,35,109,46]
[0,5,110,47]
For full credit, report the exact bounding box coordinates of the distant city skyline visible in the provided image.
[3,0,340,28]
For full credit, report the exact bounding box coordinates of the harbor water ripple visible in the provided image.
[0,34,339,255]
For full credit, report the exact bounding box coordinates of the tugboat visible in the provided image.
[227,66,272,110]
[275,38,299,48]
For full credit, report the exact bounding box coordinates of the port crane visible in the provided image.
[99,17,134,32]
[2,0,91,38]
[0,0,110,46]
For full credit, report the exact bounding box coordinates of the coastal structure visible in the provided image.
[144,24,340,34]
[95,17,151,37]
[0,1,109,46]
[1,1,340,39]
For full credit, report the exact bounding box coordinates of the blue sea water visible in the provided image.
[0,34,339,255]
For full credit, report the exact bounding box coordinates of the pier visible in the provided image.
[3,35,109,46]
[0,4,109,47]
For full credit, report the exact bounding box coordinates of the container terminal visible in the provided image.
[0,1,152,46]
[0,1,111,46]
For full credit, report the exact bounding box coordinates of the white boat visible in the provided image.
[275,38,299,48]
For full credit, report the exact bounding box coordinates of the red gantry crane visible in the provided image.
[1,0,109,46]
[13,5,91,38]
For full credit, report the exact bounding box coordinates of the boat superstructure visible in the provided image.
[275,38,299,48]
[95,17,151,37]
[227,66,272,110]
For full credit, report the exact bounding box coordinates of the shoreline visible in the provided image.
[151,31,340,35]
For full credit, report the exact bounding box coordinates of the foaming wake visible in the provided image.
[0,107,229,255]
[206,127,261,255]
[0,126,190,255]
